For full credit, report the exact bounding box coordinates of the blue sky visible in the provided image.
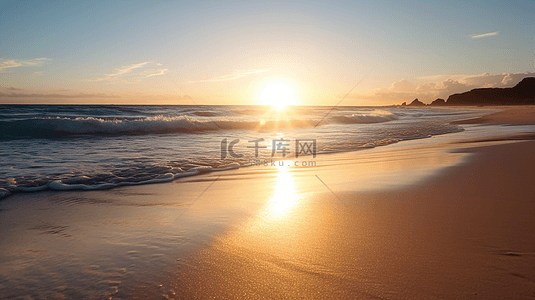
[1,0,534,105]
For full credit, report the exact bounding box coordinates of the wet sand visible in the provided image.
[1,107,535,299]
[166,140,535,299]
[453,105,535,125]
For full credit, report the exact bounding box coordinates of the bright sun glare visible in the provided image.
[258,82,297,110]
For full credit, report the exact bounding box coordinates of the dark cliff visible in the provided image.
[446,77,535,106]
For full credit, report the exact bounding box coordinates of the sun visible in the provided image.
[258,82,298,110]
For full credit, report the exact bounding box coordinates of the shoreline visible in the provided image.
[452,105,535,125]
[0,105,498,201]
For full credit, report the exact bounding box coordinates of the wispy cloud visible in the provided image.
[0,58,50,72]
[139,68,168,78]
[2,86,24,91]
[0,60,21,71]
[89,62,167,82]
[0,90,120,99]
[471,31,499,39]
[188,69,269,83]
[90,62,149,82]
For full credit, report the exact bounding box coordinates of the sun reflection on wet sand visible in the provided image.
[264,164,298,217]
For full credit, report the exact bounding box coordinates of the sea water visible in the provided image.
[0,105,490,198]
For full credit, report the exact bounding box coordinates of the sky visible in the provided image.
[1,0,534,106]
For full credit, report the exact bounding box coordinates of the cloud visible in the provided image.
[139,68,168,78]
[0,87,120,99]
[90,62,149,81]
[89,62,166,82]
[0,58,50,72]
[0,60,21,71]
[390,79,416,92]
[0,92,119,98]
[187,69,269,83]
[353,72,535,104]
[4,86,24,91]
[471,31,499,39]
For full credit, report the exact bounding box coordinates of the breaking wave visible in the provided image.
[0,163,240,199]
[332,110,398,124]
[0,115,318,138]
[0,110,400,139]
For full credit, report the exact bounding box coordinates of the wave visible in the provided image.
[0,163,240,199]
[192,111,218,117]
[332,110,399,124]
[0,110,401,139]
[0,115,319,138]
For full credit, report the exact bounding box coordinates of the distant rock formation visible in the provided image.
[401,102,406,106]
[429,98,446,106]
[398,77,535,106]
[446,77,535,106]
[408,98,425,106]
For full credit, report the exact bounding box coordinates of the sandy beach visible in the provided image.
[167,141,535,299]
[1,106,535,299]
[166,107,535,299]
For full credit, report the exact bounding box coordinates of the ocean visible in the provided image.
[0,105,489,199]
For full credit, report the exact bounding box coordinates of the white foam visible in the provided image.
[48,181,116,191]
[215,163,240,171]
[23,164,239,193]
[46,115,219,134]
[333,110,398,124]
